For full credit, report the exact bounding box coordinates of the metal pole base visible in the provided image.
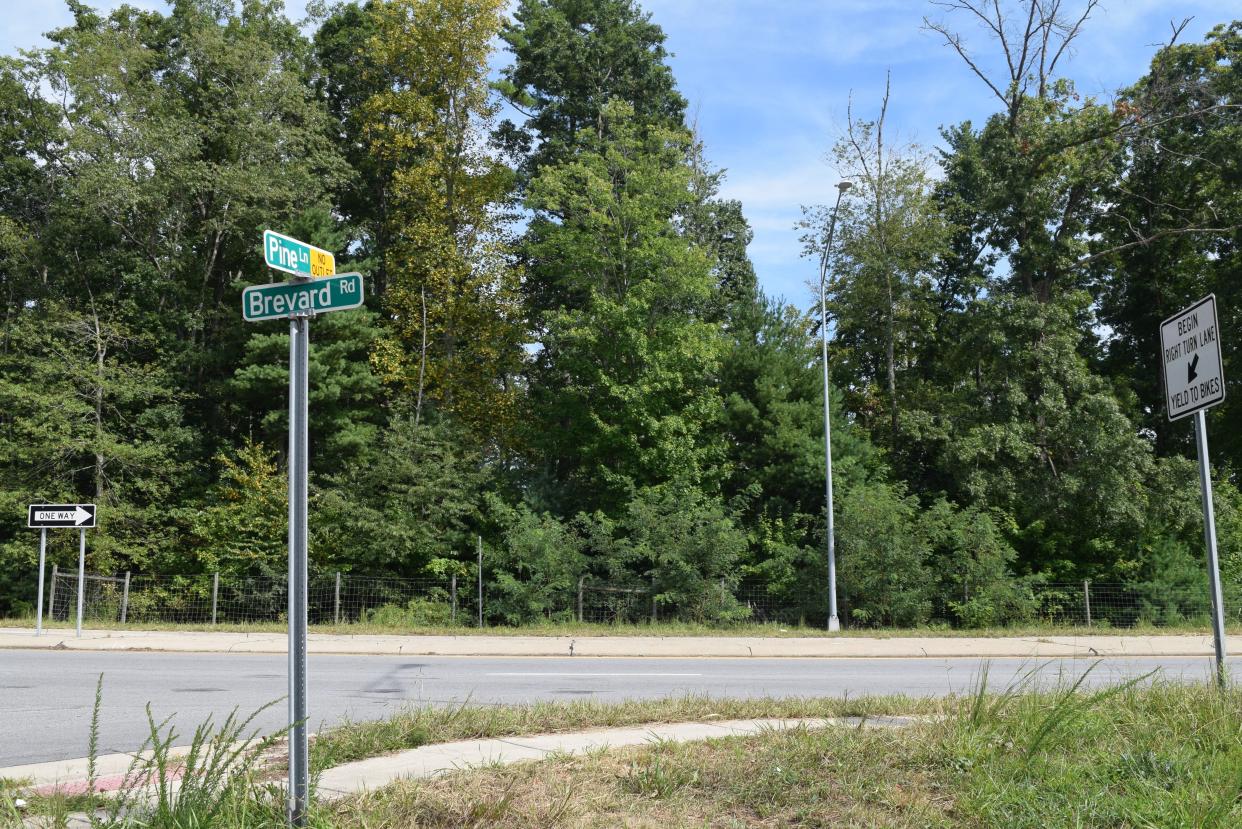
[827,615,840,632]
[1193,409,1227,688]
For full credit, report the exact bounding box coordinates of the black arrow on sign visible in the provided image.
[1188,353,1200,383]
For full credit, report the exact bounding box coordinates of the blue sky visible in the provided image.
[4,0,1237,306]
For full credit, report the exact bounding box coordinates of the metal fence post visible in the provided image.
[120,571,131,624]
[577,576,586,623]
[450,573,457,624]
[75,528,85,637]
[477,536,483,628]
[211,572,220,625]
[35,529,47,635]
[49,564,58,621]
[1083,580,1091,627]
[651,575,657,623]
[334,572,341,625]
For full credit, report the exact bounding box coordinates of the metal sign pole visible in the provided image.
[1160,295,1228,687]
[288,313,310,825]
[245,231,359,827]
[35,529,46,635]
[75,528,85,638]
[1193,410,1227,686]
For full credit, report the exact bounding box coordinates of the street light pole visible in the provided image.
[819,180,852,632]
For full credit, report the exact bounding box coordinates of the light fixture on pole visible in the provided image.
[818,180,851,632]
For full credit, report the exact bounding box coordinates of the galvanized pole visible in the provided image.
[1193,410,1227,686]
[1083,580,1091,627]
[477,536,483,628]
[211,572,220,625]
[818,181,851,632]
[35,529,46,635]
[49,564,58,621]
[288,313,310,825]
[450,573,457,624]
[120,571,130,624]
[334,572,341,626]
[75,528,85,638]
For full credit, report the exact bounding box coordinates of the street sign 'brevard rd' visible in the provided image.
[1161,294,1226,421]
[28,504,96,528]
[242,272,364,322]
[263,229,336,278]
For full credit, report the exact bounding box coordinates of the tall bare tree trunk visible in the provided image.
[415,286,428,428]
[885,272,898,438]
[91,311,106,501]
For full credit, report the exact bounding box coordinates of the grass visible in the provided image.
[2,616,1233,639]
[316,675,1242,828]
[3,676,291,829]
[5,671,1239,827]
[308,693,949,773]
[0,785,109,829]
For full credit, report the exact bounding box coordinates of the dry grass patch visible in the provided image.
[317,674,1242,828]
[309,694,949,772]
[324,721,960,828]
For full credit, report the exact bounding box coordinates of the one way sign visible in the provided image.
[28,504,96,528]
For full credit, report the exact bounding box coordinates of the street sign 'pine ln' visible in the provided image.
[263,229,335,278]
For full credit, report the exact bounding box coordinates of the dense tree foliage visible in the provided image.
[1,0,1238,628]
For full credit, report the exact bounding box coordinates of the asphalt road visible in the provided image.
[0,650,1230,766]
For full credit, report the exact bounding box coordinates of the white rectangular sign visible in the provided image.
[28,503,96,528]
[1160,294,1225,421]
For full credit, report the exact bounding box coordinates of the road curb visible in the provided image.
[0,628,1233,659]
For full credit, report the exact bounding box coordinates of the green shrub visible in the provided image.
[364,597,455,627]
[837,482,933,627]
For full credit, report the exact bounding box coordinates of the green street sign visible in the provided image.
[263,229,335,278]
[242,272,364,322]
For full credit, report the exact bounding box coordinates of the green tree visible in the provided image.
[1095,23,1242,462]
[0,301,198,613]
[911,1,1188,579]
[808,78,949,447]
[716,291,881,593]
[682,133,758,322]
[497,0,687,177]
[314,414,488,576]
[229,307,384,474]
[523,100,724,514]
[33,0,345,453]
[313,1,388,289]
[836,481,932,627]
[354,0,525,445]
[486,501,586,624]
[922,499,1029,627]
[617,481,748,623]
[190,439,286,580]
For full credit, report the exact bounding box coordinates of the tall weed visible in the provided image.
[82,680,290,828]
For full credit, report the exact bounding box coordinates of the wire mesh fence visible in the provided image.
[32,569,1242,630]
[1026,581,1242,628]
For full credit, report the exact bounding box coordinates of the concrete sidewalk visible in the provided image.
[4,716,916,802]
[0,626,1233,658]
[314,715,917,800]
